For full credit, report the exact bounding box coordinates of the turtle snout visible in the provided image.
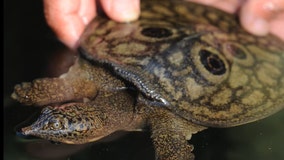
[21,126,33,136]
[15,125,39,140]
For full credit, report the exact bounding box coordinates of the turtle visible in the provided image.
[11,0,284,159]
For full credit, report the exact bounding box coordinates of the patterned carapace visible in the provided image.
[80,0,284,127]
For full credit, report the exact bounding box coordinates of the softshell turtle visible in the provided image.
[12,0,284,159]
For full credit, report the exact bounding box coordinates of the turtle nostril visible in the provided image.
[15,127,26,138]
[14,122,31,137]
[15,127,39,140]
[16,129,30,138]
[14,109,41,139]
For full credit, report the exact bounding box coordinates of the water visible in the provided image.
[4,0,284,160]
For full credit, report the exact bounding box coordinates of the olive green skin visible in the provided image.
[12,0,284,160]
[80,0,284,127]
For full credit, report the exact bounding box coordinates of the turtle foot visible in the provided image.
[12,79,61,106]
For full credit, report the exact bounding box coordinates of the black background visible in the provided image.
[4,0,284,160]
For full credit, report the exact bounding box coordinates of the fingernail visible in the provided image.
[111,0,140,22]
[252,17,269,35]
[243,14,269,36]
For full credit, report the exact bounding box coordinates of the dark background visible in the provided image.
[4,0,284,160]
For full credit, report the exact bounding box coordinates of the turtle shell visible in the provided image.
[79,0,284,127]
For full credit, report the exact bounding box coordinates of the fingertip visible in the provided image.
[61,36,80,49]
[101,0,140,22]
[240,3,269,36]
[78,0,96,25]
[242,15,269,36]
[43,0,93,49]
[54,18,85,49]
[269,14,284,41]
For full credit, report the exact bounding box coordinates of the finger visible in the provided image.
[44,0,95,49]
[240,0,284,39]
[187,0,243,13]
[100,0,140,22]
[269,13,284,41]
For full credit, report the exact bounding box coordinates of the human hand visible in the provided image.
[44,0,284,49]
[43,0,140,49]
[188,0,284,41]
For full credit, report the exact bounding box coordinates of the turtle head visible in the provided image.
[21,103,110,144]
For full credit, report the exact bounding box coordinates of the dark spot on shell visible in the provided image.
[227,44,246,59]
[200,50,226,75]
[141,27,172,38]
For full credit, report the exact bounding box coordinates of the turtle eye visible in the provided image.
[141,27,173,38]
[199,49,226,75]
[49,119,63,130]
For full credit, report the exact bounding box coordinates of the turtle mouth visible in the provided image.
[14,109,42,139]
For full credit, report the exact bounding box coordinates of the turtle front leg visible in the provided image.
[11,58,98,106]
[152,129,195,160]
[148,109,206,160]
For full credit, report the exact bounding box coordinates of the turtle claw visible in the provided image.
[11,78,66,106]
[12,82,36,105]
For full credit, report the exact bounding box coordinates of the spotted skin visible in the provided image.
[11,0,284,160]
[80,0,284,127]
[21,87,206,160]
[21,104,106,144]
[21,89,144,144]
